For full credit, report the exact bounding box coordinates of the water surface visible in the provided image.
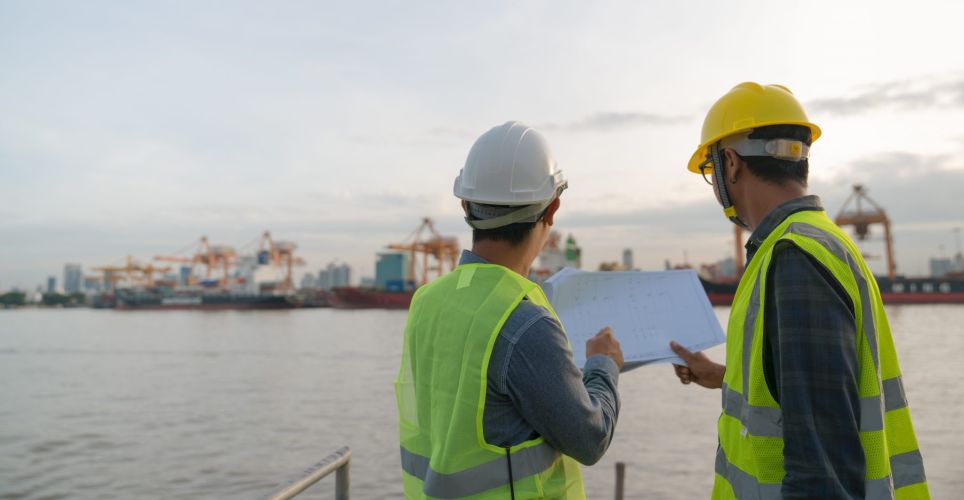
[0,306,959,498]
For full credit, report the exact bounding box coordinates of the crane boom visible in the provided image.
[835,184,897,281]
[388,218,459,285]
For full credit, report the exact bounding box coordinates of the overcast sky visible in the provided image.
[2,1,964,289]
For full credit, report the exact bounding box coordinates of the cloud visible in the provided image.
[814,150,964,225]
[807,75,964,116]
[539,111,692,132]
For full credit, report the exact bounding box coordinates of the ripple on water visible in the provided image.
[27,440,71,455]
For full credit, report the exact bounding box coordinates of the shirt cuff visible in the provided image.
[584,354,620,383]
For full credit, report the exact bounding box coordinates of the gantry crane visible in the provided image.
[258,231,306,291]
[387,218,460,286]
[835,184,897,281]
[93,256,171,290]
[92,260,136,291]
[154,236,236,287]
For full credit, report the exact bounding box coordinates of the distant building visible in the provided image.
[47,276,57,294]
[565,234,582,269]
[64,264,82,294]
[375,252,410,288]
[300,273,318,289]
[319,262,352,290]
[718,256,737,277]
[532,232,582,282]
[335,263,351,288]
[541,233,581,271]
[83,276,103,293]
[700,256,739,282]
[622,249,634,271]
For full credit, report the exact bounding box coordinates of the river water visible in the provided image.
[0,306,960,499]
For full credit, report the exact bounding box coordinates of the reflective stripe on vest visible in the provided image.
[715,446,927,500]
[713,211,928,499]
[721,377,909,438]
[400,442,559,498]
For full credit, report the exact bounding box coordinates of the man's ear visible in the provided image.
[543,198,561,226]
[723,148,743,184]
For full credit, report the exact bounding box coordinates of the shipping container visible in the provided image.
[257,251,271,265]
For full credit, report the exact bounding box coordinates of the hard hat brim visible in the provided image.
[687,121,822,173]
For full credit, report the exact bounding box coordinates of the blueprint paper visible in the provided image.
[543,268,725,369]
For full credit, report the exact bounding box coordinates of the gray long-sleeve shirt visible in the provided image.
[458,251,621,466]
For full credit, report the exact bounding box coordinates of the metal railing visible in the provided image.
[266,446,351,500]
[264,447,624,499]
[614,461,626,500]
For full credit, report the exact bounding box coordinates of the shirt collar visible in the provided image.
[745,195,824,261]
[458,249,489,266]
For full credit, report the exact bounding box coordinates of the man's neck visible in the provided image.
[471,240,534,277]
[742,181,807,230]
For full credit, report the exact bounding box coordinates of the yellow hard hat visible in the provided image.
[687,82,821,173]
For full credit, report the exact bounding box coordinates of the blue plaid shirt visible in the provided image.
[746,196,864,499]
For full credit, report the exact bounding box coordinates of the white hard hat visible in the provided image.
[454,121,567,229]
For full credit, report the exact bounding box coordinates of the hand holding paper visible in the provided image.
[670,341,725,389]
[543,267,725,372]
[586,326,624,371]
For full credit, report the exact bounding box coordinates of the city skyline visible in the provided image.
[3,1,964,288]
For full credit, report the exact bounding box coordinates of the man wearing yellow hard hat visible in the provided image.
[669,83,929,499]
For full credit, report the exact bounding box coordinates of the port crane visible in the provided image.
[154,236,237,287]
[92,256,172,289]
[257,231,306,291]
[387,218,460,286]
[835,184,897,281]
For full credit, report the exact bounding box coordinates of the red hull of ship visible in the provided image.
[330,287,414,309]
[114,302,298,311]
[705,292,964,307]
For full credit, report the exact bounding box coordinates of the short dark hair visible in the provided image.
[470,206,548,246]
[737,124,812,187]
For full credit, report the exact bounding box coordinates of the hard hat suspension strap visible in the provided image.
[711,142,748,229]
[465,185,566,230]
[465,200,550,230]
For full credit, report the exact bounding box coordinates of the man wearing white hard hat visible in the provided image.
[395,121,623,499]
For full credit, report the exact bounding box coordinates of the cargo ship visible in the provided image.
[114,289,300,310]
[329,286,414,309]
[328,221,585,310]
[698,186,964,306]
[92,232,317,311]
[329,218,457,310]
[700,274,964,307]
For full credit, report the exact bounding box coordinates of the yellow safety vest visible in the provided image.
[713,210,929,499]
[396,263,585,499]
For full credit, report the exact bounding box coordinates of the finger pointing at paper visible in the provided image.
[669,340,725,390]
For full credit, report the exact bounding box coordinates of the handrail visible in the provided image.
[266,446,351,500]
[614,461,625,500]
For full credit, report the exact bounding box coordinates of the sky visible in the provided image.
[2,0,964,289]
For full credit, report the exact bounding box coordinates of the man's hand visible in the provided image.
[586,327,624,371]
[670,341,724,389]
